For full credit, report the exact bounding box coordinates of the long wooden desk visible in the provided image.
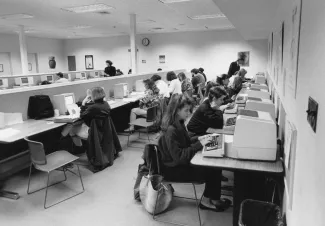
[191,152,283,173]
[191,152,283,226]
[0,120,66,144]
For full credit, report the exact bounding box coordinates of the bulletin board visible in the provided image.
[284,119,298,210]
[288,0,302,98]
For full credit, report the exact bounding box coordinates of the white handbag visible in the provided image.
[139,174,173,215]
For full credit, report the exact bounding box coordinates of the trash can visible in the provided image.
[239,199,284,226]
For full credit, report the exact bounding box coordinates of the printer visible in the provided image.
[240,88,270,100]
[245,98,275,121]
[251,83,268,91]
[226,109,277,161]
[253,73,266,84]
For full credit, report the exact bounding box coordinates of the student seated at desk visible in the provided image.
[158,94,231,211]
[177,72,193,96]
[191,68,205,94]
[55,72,69,84]
[167,71,182,95]
[228,68,247,88]
[62,87,110,146]
[216,74,236,104]
[125,79,163,132]
[151,74,169,98]
[187,86,230,137]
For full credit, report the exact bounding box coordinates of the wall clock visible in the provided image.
[142,38,150,46]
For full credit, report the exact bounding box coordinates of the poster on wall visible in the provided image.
[284,119,298,210]
[238,51,250,66]
[159,55,165,64]
[85,55,94,69]
[0,64,3,72]
[283,68,287,97]
[289,0,302,98]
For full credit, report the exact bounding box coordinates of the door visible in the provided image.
[27,53,39,73]
[68,56,76,71]
[0,52,12,76]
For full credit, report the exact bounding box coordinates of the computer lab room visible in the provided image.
[0,0,323,226]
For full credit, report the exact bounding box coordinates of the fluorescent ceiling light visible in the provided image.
[188,14,226,20]
[62,4,114,13]
[70,25,92,29]
[137,20,156,24]
[0,14,34,20]
[158,0,192,3]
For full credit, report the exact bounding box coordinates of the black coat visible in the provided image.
[187,99,224,136]
[227,61,240,77]
[81,101,122,169]
[104,66,116,77]
[158,120,202,167]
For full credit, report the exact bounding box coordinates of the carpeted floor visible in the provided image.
[0,132,233,226]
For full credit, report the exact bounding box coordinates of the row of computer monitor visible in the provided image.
[0,71,103,89]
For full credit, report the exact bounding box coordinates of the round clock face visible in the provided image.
[142,38,150,46]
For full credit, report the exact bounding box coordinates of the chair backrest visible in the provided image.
[146,105,158,122]
[24,137,47,165]
[145,144,162,175]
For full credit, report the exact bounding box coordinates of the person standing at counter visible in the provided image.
[55,72,69,83]
[227,58,244,78]
[104,60,116,77]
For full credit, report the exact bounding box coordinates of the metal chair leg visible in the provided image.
[127,126,131,147]
[192,184,202,226]
[44,172,51,209]
[43,165,85,209]
[76,164,85,191]
[147,128,150,143]
[27,164,33,194]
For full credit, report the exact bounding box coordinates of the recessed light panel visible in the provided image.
[62,4,114,13]
[137,20,156,24]
[158,0,192,3]
[70,25,92,29]
[0,14,34,20]
[188,14,226,20]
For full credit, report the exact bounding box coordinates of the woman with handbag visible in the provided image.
[158,94,231,211]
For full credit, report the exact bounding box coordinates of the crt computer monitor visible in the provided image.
[47,75,53,82]
[21,77,29,85]
[52,93,76,115]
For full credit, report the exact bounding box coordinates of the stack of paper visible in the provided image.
[0,128,20,139]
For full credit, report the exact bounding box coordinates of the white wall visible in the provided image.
[63,30,267,81]
[269,0,325,225]
[63,36,131,74]
[0,33,66,75]
[137,30,267,80]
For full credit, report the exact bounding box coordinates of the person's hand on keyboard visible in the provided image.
[198,135,213,146]
[220,104,230,111]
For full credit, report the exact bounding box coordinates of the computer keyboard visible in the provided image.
[226,117,237,126]
[206,135,223,150]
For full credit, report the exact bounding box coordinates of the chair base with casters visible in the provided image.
[25,138,85,209]
[153,181,204,226]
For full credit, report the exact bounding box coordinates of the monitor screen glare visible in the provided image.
[65,95,74,105]
[21,77,28,84]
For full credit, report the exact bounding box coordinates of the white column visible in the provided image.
[18,25,29,74]
[130,14,137,74]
